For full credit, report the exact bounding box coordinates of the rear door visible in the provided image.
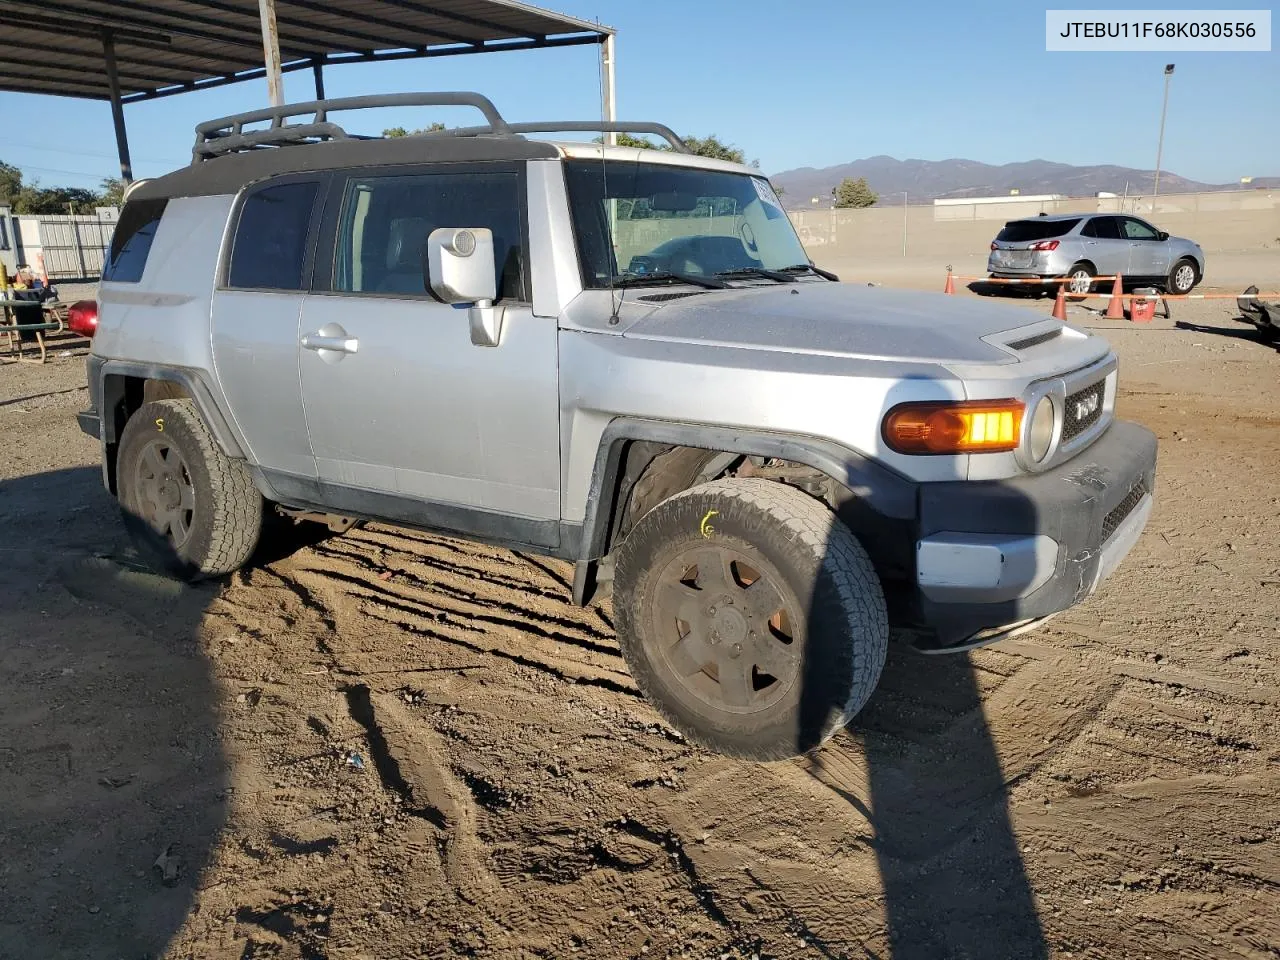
[210,176,325,479]
[1118,216,1169,280]
[1079,216,1128,275]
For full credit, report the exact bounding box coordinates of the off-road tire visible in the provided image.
[612,477,888,760]
[1168,257,1199,295]
[116,399,263,580]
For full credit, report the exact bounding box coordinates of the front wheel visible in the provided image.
[612,478,888,760]
[1168,258,1199,295]
[116,399,264,580]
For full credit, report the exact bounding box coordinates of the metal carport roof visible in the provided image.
[0,0,614,179]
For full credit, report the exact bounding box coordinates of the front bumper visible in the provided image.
[910,419,1157,648]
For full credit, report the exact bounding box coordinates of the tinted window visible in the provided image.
[334,172,525,300]
[228,181,318,290]
[1120,217,1159,240]
[995,218,1080,242]
[1082,216,1122,240]
[102,198,167,283]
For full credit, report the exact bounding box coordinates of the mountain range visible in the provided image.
[768,155,1279,207]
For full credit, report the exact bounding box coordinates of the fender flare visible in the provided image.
[96,359,248,459]
[571,417,918,604]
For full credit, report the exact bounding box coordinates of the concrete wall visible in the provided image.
[786,189,1280,290]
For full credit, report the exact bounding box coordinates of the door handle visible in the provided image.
[301,333,359,354]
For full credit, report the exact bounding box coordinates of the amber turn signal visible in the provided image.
[882,399,1025,455]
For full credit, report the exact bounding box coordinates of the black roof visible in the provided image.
[130,134,560,200]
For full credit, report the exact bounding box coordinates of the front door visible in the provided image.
[1119,216,1170,280]
[297,165,561,547]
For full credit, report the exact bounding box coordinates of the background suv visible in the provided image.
[988,212,1205,295]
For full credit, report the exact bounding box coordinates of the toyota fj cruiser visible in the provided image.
[78,93,1157,759]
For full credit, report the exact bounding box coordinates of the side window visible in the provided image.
[333,171,525,300]
[1121,217,1159,240]
[1084,216,1121,240]
[227,181,319,290]
[102,197,167,283]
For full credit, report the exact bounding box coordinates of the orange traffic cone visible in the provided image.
[1105,273,1125,319]
[943,268,955,295]
[1051,283,1068,321]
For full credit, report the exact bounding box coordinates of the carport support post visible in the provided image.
[600,33,616,146]
[258,0,284,107]
[312,59,325,100]
[102,31,133,183]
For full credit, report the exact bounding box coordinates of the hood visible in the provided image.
[618,282,1052,365]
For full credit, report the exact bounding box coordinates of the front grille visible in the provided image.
[1062,381,1105,442]
[1102,480,1147,542]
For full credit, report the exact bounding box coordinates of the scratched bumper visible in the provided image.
[910,420,1157,645]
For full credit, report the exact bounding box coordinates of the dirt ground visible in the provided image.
[1,292,1277,960]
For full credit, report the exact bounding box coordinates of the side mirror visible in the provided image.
[423,227,504,347]
[1158,231,1169,241]
[424,227,497,304]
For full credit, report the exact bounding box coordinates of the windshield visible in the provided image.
[563,160,809,288]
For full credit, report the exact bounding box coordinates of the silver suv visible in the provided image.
[988,213,1205,295]
[78,93,1157,760]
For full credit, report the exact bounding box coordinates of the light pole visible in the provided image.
[1152,63,1174,199]
[902,191,908,257]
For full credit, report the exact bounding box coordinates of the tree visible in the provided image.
[382,123,446,137]
[0,161,22,207]
[100,177,126,207]
[832,176,878,208]
[591,132,658,149]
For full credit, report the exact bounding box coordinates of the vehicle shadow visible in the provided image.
[0,466,228,960]
[798,519,1049,957]
[1174,317,1280,352]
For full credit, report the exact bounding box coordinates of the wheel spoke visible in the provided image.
[743,576,786,622]
[717,657,752,707]
[179,482,195,513]
[656,580,705,627]
[140,443,165,477]
[152,505,176,537]
[751,635,799,682]
[692,548,733,592]
[668,632,713,677]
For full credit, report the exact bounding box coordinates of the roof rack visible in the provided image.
[420,121,691,154]
[191,92,510,163]
[191,91,693,163]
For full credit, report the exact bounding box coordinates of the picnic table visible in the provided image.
[0,295,66,364]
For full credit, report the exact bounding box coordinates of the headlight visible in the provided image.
[1028,395,1055,462]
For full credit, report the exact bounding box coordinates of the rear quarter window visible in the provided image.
[227,181,319,291]
[996,218,1081,243]
[102,198,168,283]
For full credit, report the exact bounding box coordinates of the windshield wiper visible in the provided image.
[779,263,840,281]
[714,267,797,283]
[613,271,729,290]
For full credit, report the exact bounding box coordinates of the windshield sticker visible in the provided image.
[751,177,782,210]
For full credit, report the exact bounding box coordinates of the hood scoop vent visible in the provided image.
[637,291,708,303]
[1007,328,1063,351]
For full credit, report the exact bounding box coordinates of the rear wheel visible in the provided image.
[116,399,264,580]
[612,478,888,760]
[1064,262,1096,299]
[1168,258,1198,295]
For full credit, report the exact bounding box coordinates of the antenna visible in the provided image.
[597,48,621,324]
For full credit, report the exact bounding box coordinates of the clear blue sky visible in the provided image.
[0,0,1275,190]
